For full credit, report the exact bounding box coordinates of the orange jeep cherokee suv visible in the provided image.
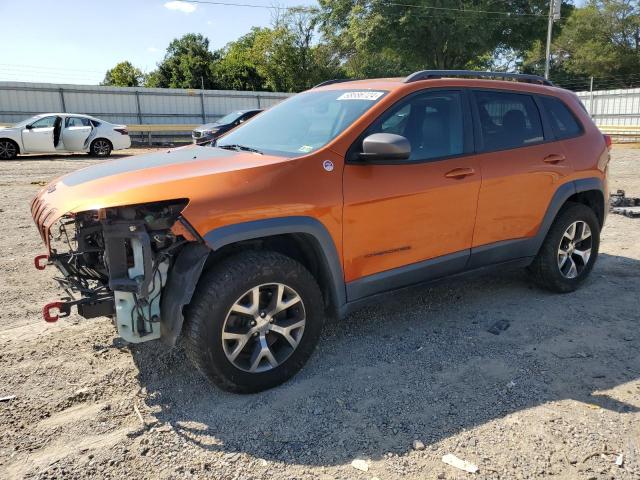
[31,71,609,392]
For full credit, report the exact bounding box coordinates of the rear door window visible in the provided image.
[65,117,91,128]
[473,91,544,152]
[540,96,582,139]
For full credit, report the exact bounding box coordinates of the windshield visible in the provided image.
[12,115,41,128]
[215,111,245,125]
[216,89,387,156]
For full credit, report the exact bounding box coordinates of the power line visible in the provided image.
[179,0,548,17]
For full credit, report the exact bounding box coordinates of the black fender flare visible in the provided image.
[160,216,346,346]
[204,215,346,309]
[534,177,605,251]
[160,242,209,346]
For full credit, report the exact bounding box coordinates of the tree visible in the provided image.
[146,33,219,89]
[214,29,267,91]
[101,61,144,87]
[215,9,343,92]
[317,0,551,78]
[552,0,640,85]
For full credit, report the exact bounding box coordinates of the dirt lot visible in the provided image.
[1,147,639,479]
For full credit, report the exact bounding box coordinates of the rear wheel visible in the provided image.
[0,139,18,160]
[184,251,324,393]
[90,138,112,157]
[529,202,600,292]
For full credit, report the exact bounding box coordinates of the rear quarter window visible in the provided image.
[540,96,583,139]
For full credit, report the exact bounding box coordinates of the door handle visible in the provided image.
[445,167,475,179]
[543,153,566,164]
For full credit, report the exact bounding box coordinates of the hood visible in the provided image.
[31,145,291,232]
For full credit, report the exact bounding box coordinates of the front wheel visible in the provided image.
[529,202,600,293]
[89,139,112,157]
[183,251,325,393]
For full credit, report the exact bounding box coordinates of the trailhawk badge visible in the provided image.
[323,160,334,172]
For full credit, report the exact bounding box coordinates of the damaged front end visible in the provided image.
[33,198,199,343]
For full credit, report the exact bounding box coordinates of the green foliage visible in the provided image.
[101,61,144,87]
[102,1,640,93]
[215,10,344,92]
[145,33,220,89]
[214,29,266,91]
[524,0,640,87]
[317,0,549,77]
[555,0,640,80]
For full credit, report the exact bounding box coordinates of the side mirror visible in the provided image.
[25,124,33,130]
[359,133,411,161]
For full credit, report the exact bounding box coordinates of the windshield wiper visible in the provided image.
[218,144,263,154]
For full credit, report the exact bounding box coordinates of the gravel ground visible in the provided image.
[0,147,639,479]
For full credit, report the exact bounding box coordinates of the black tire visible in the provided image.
[0,139,19,160]
[89,138,112,157]
[183,250,325,393]
[529,202,600,293]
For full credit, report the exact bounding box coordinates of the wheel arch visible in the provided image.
[90,137,113,152]
[0,137,20,155]
[534,177,605,252]
[204,217,346,314]
[160,216,346,347]
[567,181,605,227]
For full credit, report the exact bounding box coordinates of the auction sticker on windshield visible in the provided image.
[337,91,385,101]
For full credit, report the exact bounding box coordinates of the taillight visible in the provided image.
[603,134,612,150]
[114,128,128,135]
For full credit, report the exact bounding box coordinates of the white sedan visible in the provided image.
[0,113,131,159]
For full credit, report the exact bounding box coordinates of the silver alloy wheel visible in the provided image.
[222,283,306,373]
[557,220,592,279]
[0,140,17,159]
[93,140,110,156]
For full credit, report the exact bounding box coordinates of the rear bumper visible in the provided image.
[112,135,131,150]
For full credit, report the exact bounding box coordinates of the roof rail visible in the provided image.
[313,79,353,88]
[404,70,553,86]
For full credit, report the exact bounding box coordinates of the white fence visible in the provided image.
[0,81,292,132]
[576,87,640,127]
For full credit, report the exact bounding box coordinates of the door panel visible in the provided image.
[471,90,573,247]
[343,89,480,284]
[343,159,480,282]
[62,117,93,151]
[21,116,57,153]
[472,144,572,247]
[21,128,54,152]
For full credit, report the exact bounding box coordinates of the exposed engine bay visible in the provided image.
[42,199,193,343]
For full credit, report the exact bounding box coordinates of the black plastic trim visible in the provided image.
[346,250,469,301]
[160,242,210,346]
[404,70,553,86]
[204,216,346,310]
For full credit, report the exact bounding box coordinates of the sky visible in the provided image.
[0,0,317,85]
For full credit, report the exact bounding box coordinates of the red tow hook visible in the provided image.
[34,254,49,270]
[43,302,70,323]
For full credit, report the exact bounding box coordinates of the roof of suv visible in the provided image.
[313,70,565,97]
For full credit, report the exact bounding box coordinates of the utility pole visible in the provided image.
[545,0,562,80]
[200,76,206,123]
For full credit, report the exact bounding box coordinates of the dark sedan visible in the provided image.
[192,109,262,145]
